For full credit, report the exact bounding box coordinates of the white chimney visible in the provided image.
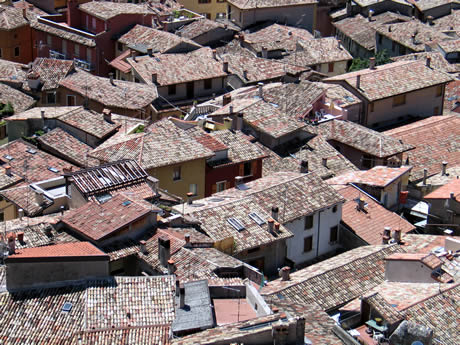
[382,226,391,244]
[368,9,374,21]
[357,197,365,211]
[271,206,279,221]
[442,161,448,176]
[258,82,264,99]
[18,208,24,220]
[35,190,44,206]
[280,266,290,281]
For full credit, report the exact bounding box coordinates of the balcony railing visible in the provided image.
[73,58,93,72]
[49,50,66,60]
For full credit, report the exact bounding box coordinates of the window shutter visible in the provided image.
[211,184,217,194]
[239,163,244,176]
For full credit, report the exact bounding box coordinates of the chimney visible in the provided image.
[229,105,234,114]
[393,229,401,243]
[442,161,448,176]
[356,75,361,89]
[238,33,245,46]
[186,192,193,205]
[223,61,229,73]
[235,176,244,186]
[243,70,248,80]
[223,94,231,106]
[426,56,431,68]
[176,279,180,297]
[17,232,24,243]
[158,236,171,267]
[300,160,308,173]
[109,73,115,86]
[280,266,290,281]
[388,25,392,32]
[296,318,306,345]
[427,15,434,26]
[423,168,428,185]
[382,226,391,244]
[268,218,275,235]
[179,283,185,309]
[368,9,374,21]
[167,259,176,274]
[369,57,376,70]
[139,240,148,254]
[102,108,112,123]
[274,222,280,233]
[212,49,217,60]
[147,48,153,56]
[18,208,24,220]
[450,192,455,200]
[22,7,27,19]
[357,197,365,211]
[184,234,191,246]
[322,158,328,168]
[63,166,73,175]
[7,233,16,254]
[271,206,279,221]
[151,73,157,84]
[4,165,11,176]
[261,47,268,59]
[236,113,243,131]
[337,39,342,49]
[41,110,45,121]
[258,82,264,99]
[35,190,44,206]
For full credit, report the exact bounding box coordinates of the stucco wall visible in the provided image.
[6,259,109,291]
[236,239,287,276]
[0,198,18,221]
[384,260,436,283]
[156,77,226,103]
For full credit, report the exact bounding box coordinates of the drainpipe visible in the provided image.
[316,210,321,259]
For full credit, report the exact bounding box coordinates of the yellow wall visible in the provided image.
[0,198,18,221]
[177,0,227,20]
[147,158,207,200]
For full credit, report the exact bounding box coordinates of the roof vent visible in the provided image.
[62,302,72,312]
[122,200,132,206]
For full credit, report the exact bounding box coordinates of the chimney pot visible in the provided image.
[268,218,275,234]
[442,161,448,176]
[258,82,264,99]
[357,197,365,211]
[393,229,401,243]
[151,73,158,84]
[356,75,361,89]
[41,110,45,120]
[4,165,12,176]
[102,108,112,123]
[158,236,171,267]
[382,226,391,244]
[109,73,115,85]
[274,222,280,232]
[271,206,279,221]
[179,284,185,308]
[223,94,231,106]
[280,266,290,281]
[427,15,434,25]
[223,61,229,73]
[300,160,308,173]
[186,192,193,205]
[369,57,376,69]
[140,240,148,254]
[261,47,268,58]
[167,259,176,274]
[426,57,431,68]
[184,234,190,245]
[212,49,217,60]
[423,168,428,185]
[18,208,24,220]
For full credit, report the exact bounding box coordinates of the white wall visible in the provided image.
[385,260,436,283]
[285,203,342,266]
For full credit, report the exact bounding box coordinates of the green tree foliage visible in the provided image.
[349,50,392,72]
[0,102,14,116]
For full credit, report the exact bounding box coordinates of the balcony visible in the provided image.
[49,50,66,60]
[73,58,93,72]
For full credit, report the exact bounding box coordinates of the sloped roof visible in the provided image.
[0,183,53,216]
[392,51,460,74]
[6,241,107,260]
[338,185,415,245]
[0,58,27,84]
[0,82,35,113]
[27,58,74,91]
[228,0,317,10]
[76,325,171,345]
[177,18,234,40]
[424,177,460,199]
[0,5,31,30]
[78,2,156,20]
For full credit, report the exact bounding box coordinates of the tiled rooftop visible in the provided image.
[31,18,96,47]
[5,106,80,121]
[61,194,153,242]
[0,4,32,30]
[242,23,314,52]
[75,325,171,345]
[177,18,234,40]
[0,183,53,216]
[182,172,345,223]
[376,20,452,52]
[424,177,460,199]
[0,276,175,344]
[444,80,460,111]
[327,165,412,188]
[228,0,317,10]
[392,51,460,74]
[79,2,156,20]
[25,58,74,91]
[0,58,27,84]
[311,119,414,158]
[90,119,215,169]
[118,24,201,54]
[57,107,120,139]
[337,185,415,245]
[0,165,23,190]
[37,128,99,167]
[384,115,460,180]
[7,241,107,260]
[416,165,460,187]
[315,82,362,108]
[410,0,453,11]
[185,198,293,254]
[282,37,353,67]
[261,244,405,311]
[128,47,228,86]
[13,1,48,16]
[333,12,410,51]
[325,60,453,102]
[434,9,460,34]
[0,139,76,183]
[0,82,35,114]
[59,69,158,110]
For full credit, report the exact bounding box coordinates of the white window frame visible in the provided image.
[216,180,226,193]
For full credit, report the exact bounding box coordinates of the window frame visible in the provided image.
[330,225,338,243]
[168,84,177,95]
[304,215,313,230]
[304,236,313,253]
[216,180,226,193]
[392,94,406,107]
[173,166,181,181]
[189,183,198,196]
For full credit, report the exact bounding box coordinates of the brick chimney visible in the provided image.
[280,266,290,281]
[274,222,280,233]
[102,108,112,123]
[268,218,275,235]
[271,206,279,221]
[139,240,148,254]
[17,232,24,243]
[368,9,374,21]
[184,234,191,247]
[212,49,217,60]
[158,236,171,267]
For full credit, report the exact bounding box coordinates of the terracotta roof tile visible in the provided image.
[434,9,460,34]
[0,82,35,114]
[325,60,453,102]
[26,58,74,91]
[0,58,27,84]
[424,177,460,199]
[7,241,107,259]
[409,0,453,11]
[59,69,158,110]
[0,4,31,30]
[61,194,153,242]
[444,80,460,112]
[384,115,460,180]
[392,51,460,74]
[177,18,235,40]
[228,0,317,10]
[0,183,53,216]
[76,325,171,345]
[31,18,96,47]
[337,185,415,245]
[79,2,157,20]
[0,165,23,189]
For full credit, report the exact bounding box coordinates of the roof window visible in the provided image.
[227,217,245,231]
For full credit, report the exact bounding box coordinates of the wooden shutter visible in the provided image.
[211,184,217,195]
[251,160,257,176]
[239,163,244,176]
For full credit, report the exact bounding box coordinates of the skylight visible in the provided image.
[227,217,245,231]
[62,302,72,312]
[248,212,266,226]
[48,167,59,173]
[3,155,13,161]
[26,148,37,154]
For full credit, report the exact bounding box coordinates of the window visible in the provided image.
[228,217,245,231]
[304,236,313,252]
[216,181,226,192]
[243,162,252,176]
[378,34,382,45]
[92,17,96,29]
[0,48,3,58]
[74,44,80,57]
[216,12,226,19]
[173,166,181,181]
[66,95,76,106]
[46,92,56,104]
[436,85,442,97]
[332,205,338,213]
[168,84,176,95]
[328,63,334,73]
[392,41,396,52]
[330,225,338,243]
[0,212,4,222]
[304,215,313,230]
[392,94,406,107]
[14,47,20,57]
[189,183,198,196]
[199,0,211,3]
[369,102,374,112]
[117,42,123,51]
[62,40,67,55]
[204,79,212,90]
